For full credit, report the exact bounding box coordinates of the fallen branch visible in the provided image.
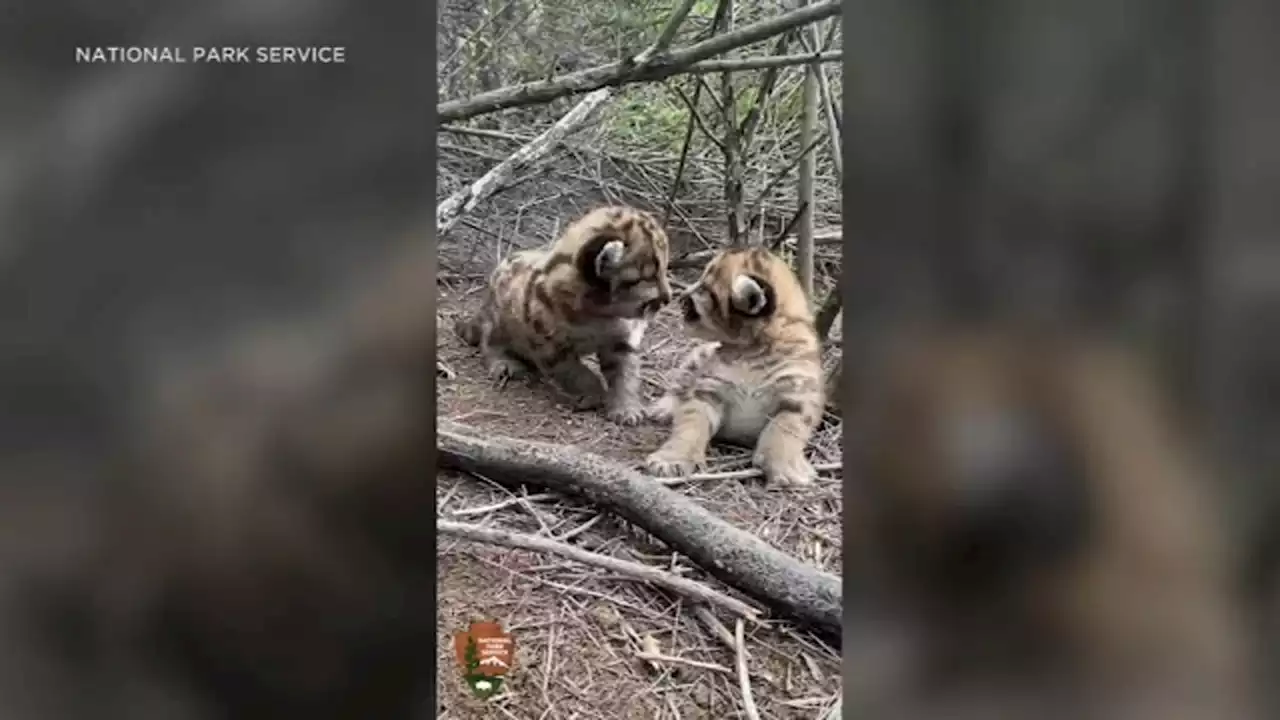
[683,51,841,74]
[438,0,842,122]
[436,87,612,234]
[694,604,739,653]
[438,422,843,639]
[438,519,761,620]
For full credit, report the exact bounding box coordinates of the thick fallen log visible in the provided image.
[438,422,844,640]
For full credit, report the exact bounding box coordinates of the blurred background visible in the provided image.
[0,0,1277,718]
[839,0,1280,718]
[0,0,435,718]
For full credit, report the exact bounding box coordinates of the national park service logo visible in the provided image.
[454,620,516,699]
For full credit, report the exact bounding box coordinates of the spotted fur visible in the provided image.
[455,206,673,424]
[645,247,825,486]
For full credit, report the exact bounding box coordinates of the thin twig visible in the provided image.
[736,619,763,720]
[663,78,703,226]
[694,74,726,115]
[737,33,794,154]
[693,604,739,652]
[438,0,842,122]
[769,201,810,251]
[775,229,843,247]
[815,288,842,342]
[438,519,763,620]
[635,0,701,65]
[660,461,842,485]
[449,492,557,517]
[670,84,726,153]
[745,132,826,229]
[684,51,841,74]
[634,652,734,675]
[440,0,522,72]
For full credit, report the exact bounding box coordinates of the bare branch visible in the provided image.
[663,79,703,225]
[684,50,841,74]
[746,132,826,231]
[436,88,613,234]
[775,228,843,246]
[718,0,746,245]
[439,0,709,233]
[437,519,762,621]
[797,5,819,298]
[769,201,810,251]
[670,83,726,152]
[438,0,843,122]
[798,25,843,184]
[636,0,702,65]
[815,288,841,341]
[738,33,793,154]
[695,74,726,114]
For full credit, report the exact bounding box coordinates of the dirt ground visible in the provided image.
[435,267,844,719]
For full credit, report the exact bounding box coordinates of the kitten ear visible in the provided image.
[577,235,626,287]
[731,274,771,316]
[593,238,625,278]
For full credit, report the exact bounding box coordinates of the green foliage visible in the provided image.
[690,0,720,20]
[605,86,691,151]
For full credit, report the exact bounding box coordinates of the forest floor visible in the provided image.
[434,251,844,719]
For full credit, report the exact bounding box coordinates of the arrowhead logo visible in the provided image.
[454,620,516,699]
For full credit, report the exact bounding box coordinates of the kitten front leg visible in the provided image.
[645,391,723,477]
[753,389,823,487]
[598,339,645,425]
[546,353,607,410]
[646,342,718,425]
[645,393,678,424]
[478,326,533,388]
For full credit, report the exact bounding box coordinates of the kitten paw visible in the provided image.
[644,450,701,478]
[753,451,816,487]
[606,402,646,426]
